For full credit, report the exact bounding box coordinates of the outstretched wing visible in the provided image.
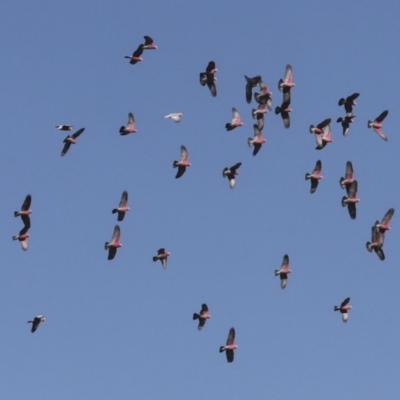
[340,297,350,307]
[143,36,154,46]
[226,327,235,345]
[180,146,188,162]
[71,128,85,139]
[119,191,128,207]
[316,118,331,130]
[313,160,322,174]
[61,141,71,156]
[21,194,31,211]
[345,161,353,180]
[111,225,120,243]
[229,162,241,172]
[381,208,395,225]
[206,61,216,73]
[375,110,388,123]
[281,254,289,271]
[283,64,293,84]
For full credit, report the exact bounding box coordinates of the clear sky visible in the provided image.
[0,1,399,399]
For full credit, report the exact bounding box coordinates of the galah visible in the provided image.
[222,162,242,189]
[193,303,211,330]
[112,191,129,221]
[61,128,85,156]
[55,125,73,131]
[274,254,291,289]
[14,194,32,229]
[27,315,45,333]
[152,248,170,269]
[173,145,191,178]
[337,115,355,136]
[143,35,157,50]
[225,108,243,131]
[247,124,266,156]
[368,110,389,141]
[163,113,183,123]
[104,225,122,260]
[374,208,395,234]
[119,113,137,135]
[245,75,262,104]
[305,160,322,194]
[125,44,144,65]
[334,297,352,322]
[309,118,331,135]
[339,161,355,189]
[219,327,238,363]
[275,93,292,128]
[12,226,29,251]
[252,103,267,130]
[278,64,295,93]
[254,81,272,110]
[338,93,359,116]
[199,61,217,97]
[366,225,385,261]
[315,121,332,150]
[341,180,359,220]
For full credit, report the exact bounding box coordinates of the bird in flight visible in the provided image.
[61,128,85,156]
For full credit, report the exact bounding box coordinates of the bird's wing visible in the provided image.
[345,161,353,180]
[341,297,350,307]
[283,64,293,84]
[313,160,322,174]
[375,110,388,123]
[180,146,188,162]
[226,350,234,363]
[21,194,31,211]
[72,128,85,139]
[133,44,144,57]
[201,303,209,313]
[128,113,135,125]
[119,191,128,207]
[253,124,262,139]
[143,35,153,45]
[157,248,165,255]
[61,141,71,156]
[111,225,120,243]
[316,118,331,130]
[206,61,216,73]
[381,208,395,225]
[21,215,30,229]
[230,162,241,172]
[108,247,117,260]
[226,327,235,345]
[232,107,240,122]
[281,254,289,271]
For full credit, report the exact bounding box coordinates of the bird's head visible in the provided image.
[41,317,46,322]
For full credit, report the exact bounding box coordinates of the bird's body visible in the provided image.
[305,160,323,193]
[247,124,266,156]
[143,35,157,50]
[225,108,243,131]
[12,226,30,251]
[112,191,129,221]
[254,81,272,110]
[338,93,359,116]
[119,113,137,135]
[315,122,332,150]
[173,145,191,178]
[152,248,170,269]
[274,254,291,289]
[275,95,292,128]
[125,44,144,65]
[222,162,242,189]
[105,225,122,260]
[193,303,211,330]
[334,297,352,322]
[337,115,355,136]
[366,225,385,260]
[164,113,183,123]
[219,327,238,363]
[200,61,217,97]
[341,180,359,220]
[28,315,46,333]
[368,110,389,141]
[374,208,395,234]
[339,161,355,189]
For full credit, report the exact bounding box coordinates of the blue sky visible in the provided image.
[0,1,399,399]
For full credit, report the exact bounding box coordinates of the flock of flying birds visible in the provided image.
[15,36,394,363]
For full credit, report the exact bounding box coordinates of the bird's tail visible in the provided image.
[338,98,345,106]
[251,109,257,119]
[305,173,311,180]
[112,209,118,214]
[14,211,19,217]
[278,78,284,91]
[274,269,280,276]
[309,125,315,133]
[366,242,373,252]
[27,320,33,323]
[334,306,340,312]
[153,256,158,262]
[104,242,109,250]
[219,346,225,353]
[173,161,179,168]
[119,126,126,134]
[247,138,254,147]
[225,123,233,131]
[367,120,372,128]
[12,236,18,241]
[339,177,345,188]
[193,313,200,320]
[275,106,281,115]
[341,196,348,207]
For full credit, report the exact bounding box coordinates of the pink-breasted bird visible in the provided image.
[125,44,144,65]
[61,128,85,156]
[12,225,29,251]
[219,327,238,363]
[119,113,137,135]
[105,225,122,260]
[274,254,291,289]
[278,64,295,93]
[152,248,170,269]
[309,118,331,135]
[252,103,267,130]
[27,315,45,333]
[334,297,352,323]
[14,194,32,229]
[247,124,266,156]
[254,81,272,110]
[315,121,332,150]
[339,161,355,189]
[245,75,262,104]
[112,191,129,221]
[193,303,211,330]
[173,145,191,179]
[338,93,359,116]
[225,108,243,131]
[143,35,157,50]
[275,93,292,128]
[55,125,73,131]
[305,160,322,194]
[200,61,217,97]
[366,225,385,261]
[374,208,395,234]
[222,162,242,189]
[368,110,388,141]
[341,180,359,220]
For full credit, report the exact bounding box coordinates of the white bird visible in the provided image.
[164,113,183,123]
